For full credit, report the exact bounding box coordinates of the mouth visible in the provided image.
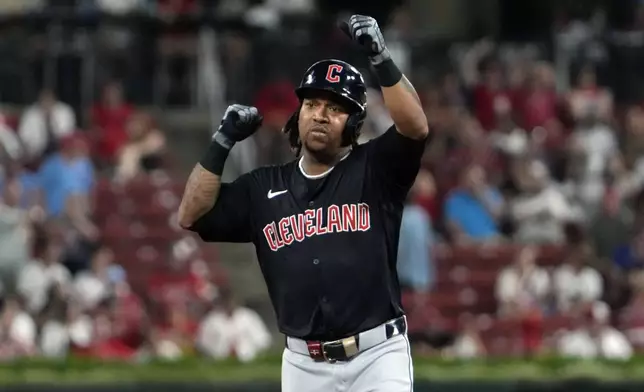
[309,126,329,138]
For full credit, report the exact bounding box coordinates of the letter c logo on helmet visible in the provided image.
[325,64,344,83]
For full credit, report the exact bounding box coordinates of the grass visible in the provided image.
[1,355,644,384]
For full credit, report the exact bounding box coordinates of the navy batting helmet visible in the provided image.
[284,59,368,152]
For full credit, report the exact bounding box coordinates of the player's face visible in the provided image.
[298,95,349,155]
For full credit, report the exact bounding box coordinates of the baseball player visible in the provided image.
[178,14,428,392]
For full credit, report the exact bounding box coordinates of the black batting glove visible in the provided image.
[339,14,391,66]
[213,104,263,150]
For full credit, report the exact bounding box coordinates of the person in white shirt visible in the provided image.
[196,288,272,363]
[0,114,22,163]
[16,240,71,314]
[510,159,579,244]
[71,247,115,311]
[553,243,603,313]
[0,297,36,356]
[18,90,76,162]
[558,301,632,360]
[495,246,551,317]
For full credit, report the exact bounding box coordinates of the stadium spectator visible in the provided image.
[83,298,137,360]
[113,112,167,182]
[72,247,117,311]
[0,297,36,358]
[459,40,512,132]
[397,170,436,297]
[89,81,134,166]
[411,168,440,226]
[517,62,560,132]
[445,164,504,244]
[147,239,213,311]
[622,106,644,173]
[196,287,271,362]
[566,65,613,124]
[0,179,35,293]
[152,302,197,360]
[590,155,638,260]
[488,98,529,158]
[562,80,618,214]
[0,114,22,165]
[553,242,603,314]
[16,239,71,315]
[432,114,502,194]
[448,314,487,359]
[38,134,95,218]
[509,158,577,244]
[18,90,77,165]
[38,280,73,358]
[495,246,550,317]
[558,301,632,360]
[64,301,95,352]
[619,271,644,350]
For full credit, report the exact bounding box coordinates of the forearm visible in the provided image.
[178,163,222,229]
[375,62,428,140]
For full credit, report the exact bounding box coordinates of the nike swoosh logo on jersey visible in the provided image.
[267,189,289,199]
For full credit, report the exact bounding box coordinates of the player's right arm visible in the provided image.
[177,104,262,241]
[177,163,223,230]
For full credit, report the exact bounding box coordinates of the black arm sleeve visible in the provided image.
[187,173,254,243]
[367,125,427,200]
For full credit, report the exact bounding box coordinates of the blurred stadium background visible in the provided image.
[1,0,644,391]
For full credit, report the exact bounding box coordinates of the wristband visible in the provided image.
[373,59,403,88]
[199,140,230,175]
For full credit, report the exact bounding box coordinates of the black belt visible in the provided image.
[286,316,407,363]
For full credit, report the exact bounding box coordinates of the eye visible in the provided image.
[328,105,341,112]
[305,100,316,108]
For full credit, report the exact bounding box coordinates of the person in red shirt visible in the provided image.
[519,62,560,131]
[473,60,513,131]
[89,82,134,166]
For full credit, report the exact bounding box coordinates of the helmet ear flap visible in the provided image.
[341,112,366,147]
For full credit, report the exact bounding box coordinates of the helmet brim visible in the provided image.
[295,87,365,114]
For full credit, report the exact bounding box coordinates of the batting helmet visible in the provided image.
[283,59,368,152]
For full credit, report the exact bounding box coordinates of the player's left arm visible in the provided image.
[341,15,428,197]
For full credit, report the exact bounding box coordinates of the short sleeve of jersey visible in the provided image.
[188,173,254,243]
[367,125,427,200]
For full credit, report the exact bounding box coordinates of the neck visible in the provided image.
[301,148,350,177]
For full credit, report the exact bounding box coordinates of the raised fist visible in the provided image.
[213,104,263,149]
[339,15,390,65]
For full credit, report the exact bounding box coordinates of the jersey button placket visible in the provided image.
[313,258,320,265]
[308,201,314,207]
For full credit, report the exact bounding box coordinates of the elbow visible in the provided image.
[177,206,195,230]
[407,115,429,140]
[177,213,194,230]
[416,123,430,140]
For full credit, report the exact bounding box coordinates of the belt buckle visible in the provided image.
[322,340,340,363]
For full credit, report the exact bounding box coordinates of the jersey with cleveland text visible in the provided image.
[189,125,426,340]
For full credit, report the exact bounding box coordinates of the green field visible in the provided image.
[2,355,644,384]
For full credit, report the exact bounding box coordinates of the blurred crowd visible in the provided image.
[0,0,285,363]
[397,35,644,360]
[1,0,644,364]
[0,78,275,361]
